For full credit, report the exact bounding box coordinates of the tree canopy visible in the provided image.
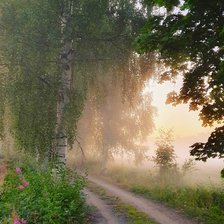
[136,0,224,162]
[0,0,154,163]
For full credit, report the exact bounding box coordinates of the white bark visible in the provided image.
[55,1,73,166]
[55,42,73,166]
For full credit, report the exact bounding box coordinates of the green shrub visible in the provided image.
[0,164,86,224]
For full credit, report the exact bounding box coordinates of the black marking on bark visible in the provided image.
[56,135,67,139]
[65,65,70,70]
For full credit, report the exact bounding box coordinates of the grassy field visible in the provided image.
[81,160,224,224]
[131,186,224,224]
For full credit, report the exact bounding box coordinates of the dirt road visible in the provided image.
[0,163,7,185]
[87,175,199,224]
[85,188,124,224]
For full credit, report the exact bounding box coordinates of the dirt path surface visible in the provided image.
[0,163,7,185]
[84,188,126,224]
[88,175,199,224]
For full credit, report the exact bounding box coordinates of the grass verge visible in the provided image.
[131,186,224,224]
[84,161,224,224]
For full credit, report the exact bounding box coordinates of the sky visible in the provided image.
[143,77,224,183]
[145,76,214,139]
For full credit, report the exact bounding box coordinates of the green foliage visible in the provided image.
[0,0,61,156]
[153,129,195,185]
[0,0,152,160]
[153,129,176,169]
[153,129,176,184]
[132,186,224,224]
[136,0,224,161]
[117,203,156,224]
[144,0,179,11]
[0,163,86,224]
[221,168,224,179]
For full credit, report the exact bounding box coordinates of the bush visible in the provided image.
[0,163,86,224]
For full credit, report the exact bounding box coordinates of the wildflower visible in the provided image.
[12,209,27,224]
[13,215,22,224]
[22,180,29,187]
[21,218,27,224]
[13,216,27,224]
[13,216,21,224]
[16,167,22,174]
[18,185,25,190]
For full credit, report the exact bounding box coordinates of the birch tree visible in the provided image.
[77,58,156,171]
[0,0,151,166]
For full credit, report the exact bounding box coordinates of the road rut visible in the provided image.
[85,188,125,224]
[88,175,199,224]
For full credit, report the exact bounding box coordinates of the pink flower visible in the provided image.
[18,185,25,190]
[22,180,29,187]
[13,216,21,224]
[16,167,22,174]
[13,216,27,224]
[21,219,27,224]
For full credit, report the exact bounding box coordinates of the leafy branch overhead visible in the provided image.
[136,0,224,161]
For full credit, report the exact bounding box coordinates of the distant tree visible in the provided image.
[153,129,195,185]
[136,1,224,162]
[153,129,176,177]
[181,158,195,176]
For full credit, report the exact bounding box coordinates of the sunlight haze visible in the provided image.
[146,76,214,139]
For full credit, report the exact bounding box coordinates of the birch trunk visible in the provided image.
[55,44,72,166]
[54,1,73,166]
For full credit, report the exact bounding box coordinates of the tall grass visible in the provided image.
[132,186,224,224]
[82,159,224,224]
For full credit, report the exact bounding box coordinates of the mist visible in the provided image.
[68,73,224,187]
[74,68,156,171]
